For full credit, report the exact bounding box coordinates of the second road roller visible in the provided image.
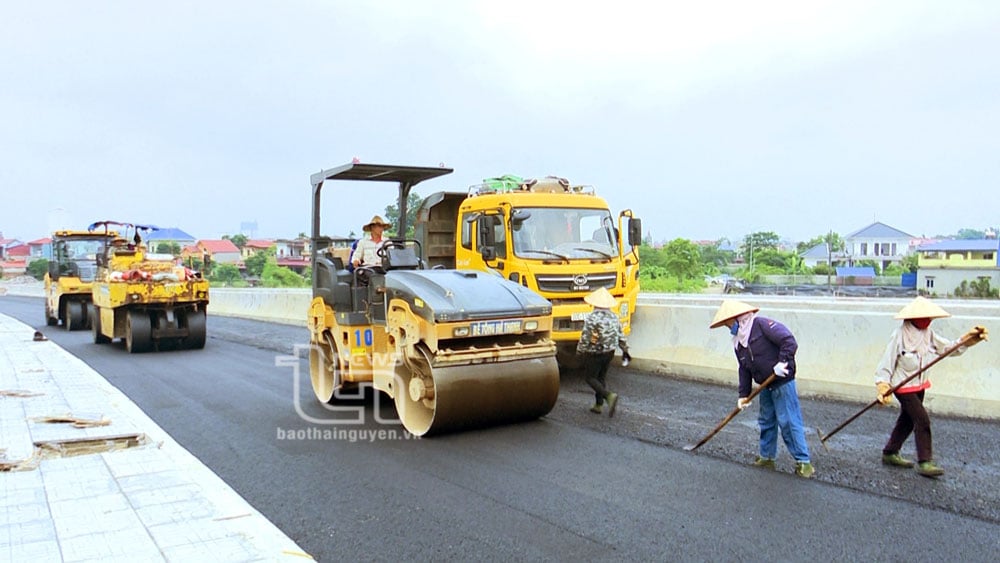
[308,162,560,436]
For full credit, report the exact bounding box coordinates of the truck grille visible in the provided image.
[535,272,616,293]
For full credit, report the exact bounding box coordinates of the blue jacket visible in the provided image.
[735,316,798,397]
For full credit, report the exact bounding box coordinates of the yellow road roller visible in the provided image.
[44,228,121,330]
[90,221,210,353]
[308,162,560,436]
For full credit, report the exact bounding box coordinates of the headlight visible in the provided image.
[524,320,538,331]
[453,326,470,337]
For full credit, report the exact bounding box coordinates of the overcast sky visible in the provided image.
[2,1,998,245]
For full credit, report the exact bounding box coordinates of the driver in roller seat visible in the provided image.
[350,215,391,284]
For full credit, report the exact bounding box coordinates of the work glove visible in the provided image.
[875,382,892,405]
[773,362,789,378]
[962,326,989,346]
[737,397,752,411]
[622,351,632,367]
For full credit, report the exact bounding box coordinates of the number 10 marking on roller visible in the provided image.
[355,329,373,347]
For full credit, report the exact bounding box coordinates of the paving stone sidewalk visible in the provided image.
[0,313,312,561]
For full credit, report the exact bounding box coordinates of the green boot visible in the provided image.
[752,457,776,469]
[882,453,915,468]
[606,393,619,418]
[795,462,816,479]
[589,404,603,414]
[917,460,945,478]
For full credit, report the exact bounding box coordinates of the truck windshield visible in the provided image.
[511,208,618,260]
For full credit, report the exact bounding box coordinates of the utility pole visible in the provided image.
[826,230,833,294]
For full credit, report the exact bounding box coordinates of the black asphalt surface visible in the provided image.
[2,295,998,562]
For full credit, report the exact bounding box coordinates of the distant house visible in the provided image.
[0,236,23,261]
[5,244,30,260]
[242,239,275,259]
[835,266,876,286]
[275,238,308,259]
[185,239,242,266]
[800,243,848,269]
[915,239,1000,296]
[27,237,52,261]
[276,255,310,275]
[0,243,30,278]
[844,222,915,273]
[145,228,197,253]
[0,259,26,278]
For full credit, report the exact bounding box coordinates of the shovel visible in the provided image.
[685,373,778,452]
[819,326,987,444]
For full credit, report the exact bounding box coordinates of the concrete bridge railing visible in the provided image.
[5,282,996,418]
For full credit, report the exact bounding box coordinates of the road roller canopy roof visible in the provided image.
[310,162,453,190]
[310,162,455,243]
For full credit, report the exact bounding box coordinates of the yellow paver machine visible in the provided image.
[308,163,560,436]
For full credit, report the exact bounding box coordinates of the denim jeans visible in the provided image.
[757,379,811,463]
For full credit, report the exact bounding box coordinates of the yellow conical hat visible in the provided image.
[584,287,617,309]
[894,296,950,320]
[710,299,759,329]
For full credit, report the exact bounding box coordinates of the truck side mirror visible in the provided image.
[48,261,59,280]
[478,216,497,261]
[511,209,531,227]
[628,217,642,247]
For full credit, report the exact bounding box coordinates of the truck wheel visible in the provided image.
[183,310,207,350]
[91,306,111,344]
[66,301,86,331]
[126,310,153,353]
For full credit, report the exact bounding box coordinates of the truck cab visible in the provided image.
[415,175,641,365]
[44,229,121,330]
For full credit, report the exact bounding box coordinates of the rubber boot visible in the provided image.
[589,404,603,414]
[795,462,815,479]
[606,393,619,418]
[882,453,915,468]
[752,457,776,470]
[917,461,945,478]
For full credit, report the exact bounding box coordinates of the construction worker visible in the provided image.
[875,297,986,478]
[710,299,815,478]
[577,287,631,417]
[350,215,392,270]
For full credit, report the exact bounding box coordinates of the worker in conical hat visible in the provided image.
[351,215,393,271]
[710,299,814,478]
[577,287,630,417]
[875,296,986,478]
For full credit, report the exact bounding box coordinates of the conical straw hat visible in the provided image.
[894,296,950,320]
[363,215,392,232]
[584,287,617,309]
[710,299,759,328]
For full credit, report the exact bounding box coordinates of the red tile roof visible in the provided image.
[245,239,275,249]
[28,238,52,245]
[198,240,240,254]
[6,245,30,257]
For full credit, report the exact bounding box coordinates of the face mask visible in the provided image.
[910,318,932,330]
[730,320,740,336]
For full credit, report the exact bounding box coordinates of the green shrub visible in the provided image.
[27,259,49,280]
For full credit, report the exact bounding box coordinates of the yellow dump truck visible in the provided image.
[89,222,210,353]
[44,228,122,330]
[308,163,559,436]
[414,175,641,366]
